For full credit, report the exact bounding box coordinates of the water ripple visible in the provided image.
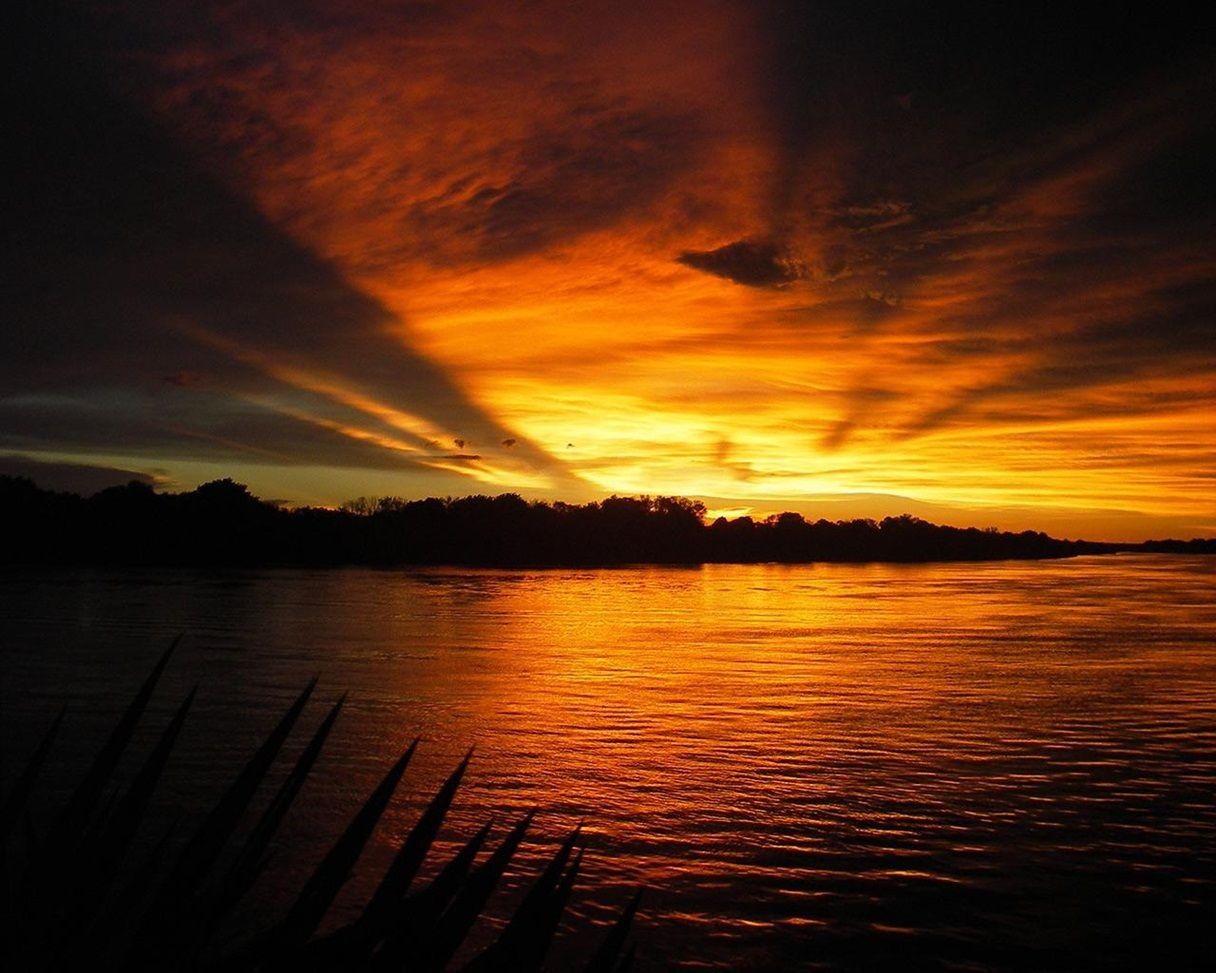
[2,555,1214,970]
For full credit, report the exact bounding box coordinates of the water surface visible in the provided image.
[2,555,1214,969]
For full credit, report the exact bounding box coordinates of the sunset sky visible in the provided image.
[6,1,1214,540]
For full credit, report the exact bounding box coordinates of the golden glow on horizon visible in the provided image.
[95,0,1216,540]
[178,322,552,489]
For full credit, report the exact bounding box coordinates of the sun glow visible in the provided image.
[10,0,1212,540]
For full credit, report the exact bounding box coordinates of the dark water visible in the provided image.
[2,555,1215,970]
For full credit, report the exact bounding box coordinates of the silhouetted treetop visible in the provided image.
[1,475,1209,568]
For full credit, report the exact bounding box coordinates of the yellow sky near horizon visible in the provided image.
[9,1,1213,542]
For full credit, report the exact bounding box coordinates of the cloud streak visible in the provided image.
[677,240,805,288]
[5,0,1214,537]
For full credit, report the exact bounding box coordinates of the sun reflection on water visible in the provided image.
[1,556,1214,969]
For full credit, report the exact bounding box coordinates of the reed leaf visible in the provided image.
[414,811,535,973]
[368,747,473,914]
[583,888,642,973]
[296,749,474,970]
[271,737,419,951]
[5,645,645,973]
[10,640,180,966]
[98,687,196,871]
[213,694,346,924]
[129,678,317,967]
[163,678,317,894]
[59,816,182,972]
[0,705,65,840]
[464,824,584,972]
[49,689,198,967]
[51,635,179,846]
[367,813,500,973]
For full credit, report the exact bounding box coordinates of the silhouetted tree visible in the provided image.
[4,475,1208,568]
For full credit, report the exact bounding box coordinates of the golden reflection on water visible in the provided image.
[2,555,1215,970]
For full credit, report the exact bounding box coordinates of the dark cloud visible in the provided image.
[407,106,700,265]
[0,391,449,473]
[0,454,157,495]
[3,1,1212,529]
[677,240,804,288]
[3,14,580,488]
[776,44,1216,445]
[710,437,760,483]
[819,387,901,451]
[759,1,1208,175]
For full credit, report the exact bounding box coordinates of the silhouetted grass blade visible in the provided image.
[10,639,180,966]
[465,823,585,972]
[513,847,586,972]
[297,812,493,973]
[584,888,642,973]
[271,737,419,951]
[130,678,317,967]
[367,816,497,973]
[0,705,65,840]
[60,816,182,972]
[167,677,317,889]
[100,687,196,869]
[417,811,535,973]
[369,747,473,913]
[514,821,582,922]
[412,815,498,917]
[52,635,180,845]
[295,749,473,969]
[214,694,346,923]
[4,645,639,972]
[49,688,198,967]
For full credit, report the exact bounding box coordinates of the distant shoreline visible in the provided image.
[2,552,1211,579]
[3,475,1213,569]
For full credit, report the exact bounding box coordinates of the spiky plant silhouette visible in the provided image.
[0,637,639,971]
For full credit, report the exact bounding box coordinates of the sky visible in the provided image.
[4,1,1214,540]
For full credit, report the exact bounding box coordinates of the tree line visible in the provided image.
[1,475,1210,567]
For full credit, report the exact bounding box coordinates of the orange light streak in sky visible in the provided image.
[80,0,1215,539]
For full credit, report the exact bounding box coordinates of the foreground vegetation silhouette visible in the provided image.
[0,637,640,971]
[2,476,1211,568]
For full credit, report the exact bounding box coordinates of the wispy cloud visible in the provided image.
[677,240,805,288]
[6,1,1213,536]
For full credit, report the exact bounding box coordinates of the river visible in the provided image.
[2,555,1214,969]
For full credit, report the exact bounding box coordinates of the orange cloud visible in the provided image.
[42,1,1213,539]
